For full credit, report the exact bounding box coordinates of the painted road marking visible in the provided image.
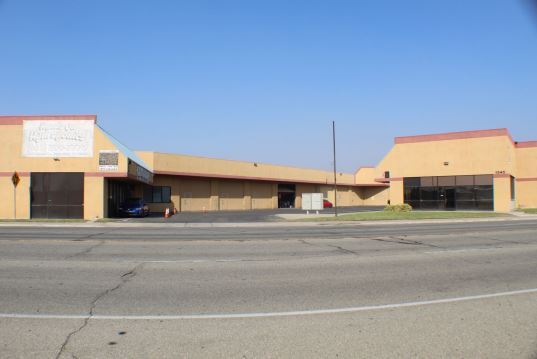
[1,287,536,320]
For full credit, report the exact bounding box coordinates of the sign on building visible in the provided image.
[12,172,20,187]
[22,120,94,157]
[302,193,324,211]
[99,150,119,171]
[128,160,153,185]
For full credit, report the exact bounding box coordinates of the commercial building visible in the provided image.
[0,115,536,219]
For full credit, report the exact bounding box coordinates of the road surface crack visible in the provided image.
[54,262,144,359]
[470,235,526,246]
[65,240,105,259]
[326,244,359,255]
[298,239,359,255]
[298,239,315,246]
[369,236,442,249]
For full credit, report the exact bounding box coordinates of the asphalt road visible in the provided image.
[1,220,537,358]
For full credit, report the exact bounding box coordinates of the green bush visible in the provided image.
[384,204,413,212]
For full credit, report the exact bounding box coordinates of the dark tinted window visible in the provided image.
[475,175,493,185]
[162,186,171,202]
[455,186,475,201]
[143,186,152,203]
[456,176,473,186]
[438,176,455,186]
[475,186,493,201]
[404,177,420,187]
[420,177,436,187]
[144,186,172,203]
[420,187,438,201]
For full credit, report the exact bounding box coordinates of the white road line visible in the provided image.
[1,287,537,320]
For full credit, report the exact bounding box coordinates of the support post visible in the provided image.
[13,186,16,220]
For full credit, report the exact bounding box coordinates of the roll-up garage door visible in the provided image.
[31,173,84,219]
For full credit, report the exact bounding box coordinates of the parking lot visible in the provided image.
[121,206,384,223]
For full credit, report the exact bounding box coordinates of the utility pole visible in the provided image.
[332,121,338,217]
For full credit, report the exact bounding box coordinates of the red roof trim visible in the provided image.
[515,141,537,148]
[355,183,390,187]
[0,172,30,177]
[154,170,360,186]
[394,128,514,145]
[85,172,128,178]
[0,115,97,125]
[375,177,403,183]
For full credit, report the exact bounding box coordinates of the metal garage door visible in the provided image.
[31,173,84,219]
[251,183,273,209]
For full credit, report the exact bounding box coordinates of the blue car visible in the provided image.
[118,198,149,217]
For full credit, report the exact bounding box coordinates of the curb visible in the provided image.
[0,215,536,228]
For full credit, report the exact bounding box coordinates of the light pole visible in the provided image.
[332,121,338,217]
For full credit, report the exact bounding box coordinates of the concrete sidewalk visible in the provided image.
[0,214,536,228]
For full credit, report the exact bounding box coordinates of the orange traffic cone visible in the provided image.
[173,208,178,215]
[164,208,170,218]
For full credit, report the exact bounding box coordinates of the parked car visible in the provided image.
[118,198,149,217]
[323,199,333,208]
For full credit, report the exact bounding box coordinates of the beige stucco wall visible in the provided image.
[4,119,537,219]
[137,151,356,186]
[0,124,130,175]
[84,176,106,220]
[0,175,31,219]
[361,187,389,206]
[219,180,245,210]
[516,181,537,208]
[515,147,537,179]
[355,167,378,185]
[149,176,274,213]
[376,136,516,179]
[249,182,278,209]
[515,146,537,208]
[0,120,131,219]
[388,180,404,205]
[493,176,513,212]
[359,134,530,211]
[149,176,283,213]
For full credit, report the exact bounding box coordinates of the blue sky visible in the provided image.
[1,0,537,172]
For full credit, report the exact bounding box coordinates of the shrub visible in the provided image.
[384,204,413,212]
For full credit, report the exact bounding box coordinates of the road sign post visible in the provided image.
[12,172,20,219]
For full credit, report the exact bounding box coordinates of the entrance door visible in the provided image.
[31,173,84,219]
[439,187,456,210]
[278,184,296,208]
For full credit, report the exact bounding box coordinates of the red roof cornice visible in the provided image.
[0,115,97,125]
[394,128,514,145]
[515,141,537,148]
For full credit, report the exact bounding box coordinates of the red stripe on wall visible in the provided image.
[0,115,97,125]
[0,172,30,177]
[153,170,369,187]
[85,172,128,178]
[515,141,537,148]
[516,177,537,182]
